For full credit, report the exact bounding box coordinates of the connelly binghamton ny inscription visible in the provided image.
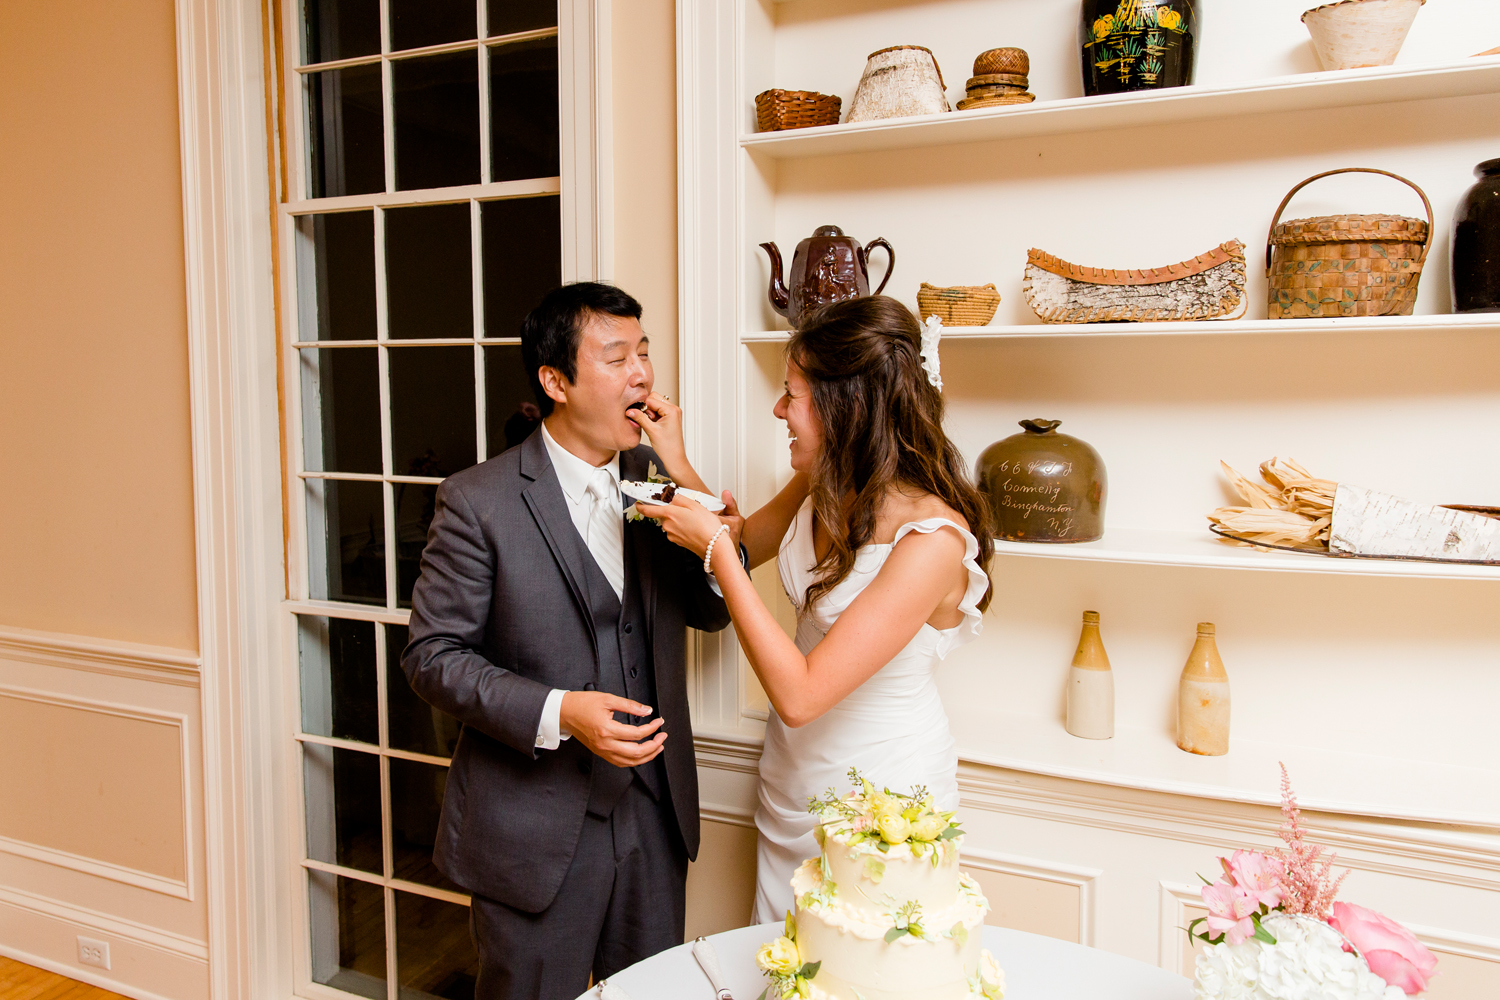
[977,419,1108,543]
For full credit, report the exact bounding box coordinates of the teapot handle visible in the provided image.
[864,238,895,296]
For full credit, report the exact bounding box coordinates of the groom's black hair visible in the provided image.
[521,281,643,417]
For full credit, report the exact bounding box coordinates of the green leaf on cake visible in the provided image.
[951,923,968,948]
[939,826,963,840]
[863,858,885,883]
[884,926,909,944]
[755,989,768,1000]
[799,962,821,980]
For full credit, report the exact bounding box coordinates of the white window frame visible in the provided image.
[174,2,613,998]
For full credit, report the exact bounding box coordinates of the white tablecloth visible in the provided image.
[579,922,1193,1000]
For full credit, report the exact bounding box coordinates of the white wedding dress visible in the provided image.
[751,500,989,924]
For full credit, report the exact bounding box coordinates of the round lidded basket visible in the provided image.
[754,89,841,132]
[917,283,1001,326]
[974,47,1030,76]
[1267,167,1433,319]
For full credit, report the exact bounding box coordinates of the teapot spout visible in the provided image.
[760,242,791,318]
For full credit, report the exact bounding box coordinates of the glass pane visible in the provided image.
[488,0,556,37]
[304,743,383,874]
[299,347,381,474]
[389,346,477,478]
[306,478,388,605]
[390,758,460,891]
[385,203,473,340]
[489,37,559,183]
[390,0,475,52]
[394,53,481,191]
[395,890,478,1000]
[386,624,461,758]
[480,195,559,340]
[307,64,385,199]
[484,346,539,456]
[308,870,388,1000]
[297,212,377,342]
[298,616,379,745]
[303,0,380,64]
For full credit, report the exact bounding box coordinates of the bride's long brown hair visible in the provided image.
[788,295,993,613]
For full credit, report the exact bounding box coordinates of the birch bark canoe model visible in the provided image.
[1022,239,1247,323]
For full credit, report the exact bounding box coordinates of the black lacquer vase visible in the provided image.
[1080,0,1199,97]
[1452,158,1500,313]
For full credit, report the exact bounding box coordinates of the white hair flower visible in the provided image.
[920,314,944,390]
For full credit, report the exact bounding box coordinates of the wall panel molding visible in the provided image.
[962,847,1102,946]
[0,625,200,687]
[0,884,209,962]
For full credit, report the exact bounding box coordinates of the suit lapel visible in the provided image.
[519,430,598,653]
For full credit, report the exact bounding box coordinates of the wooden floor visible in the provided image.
[0,957,128,1000]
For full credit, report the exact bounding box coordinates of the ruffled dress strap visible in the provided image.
[890,518,989,658]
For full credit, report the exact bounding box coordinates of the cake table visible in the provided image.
[575,922,1192,1000]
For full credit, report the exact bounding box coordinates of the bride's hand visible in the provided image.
[625,391,686,463]
[638,494,742,562]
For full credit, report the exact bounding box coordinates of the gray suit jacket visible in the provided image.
[401,429,730,912]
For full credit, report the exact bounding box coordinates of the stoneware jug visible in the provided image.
[1080,0,1199,97]
[1452,157,1500,313]
[761,225,895,327]
[976,419,1107,542]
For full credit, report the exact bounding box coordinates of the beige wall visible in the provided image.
[0,0,199,651]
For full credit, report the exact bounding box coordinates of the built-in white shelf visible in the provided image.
[741,313,1500,343]
[950,711,1500,828]
[740,59,1500,160]
[989,527,1500,581]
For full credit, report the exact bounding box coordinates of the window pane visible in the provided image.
[488,0,556,37]
[307,65,385,199]
[297,212,377,342]
[306,478,388,605]
[390,0,475,52]
[308,870,387,1000]
[303,0,381,64]
[484,346,539,456]
[394,53,481,191]
[299,616,379,745]
[385,624,460,758]
[299,347,381,474]
[304,744,383,874]
[385,203,473,340]
[389,346,477,478]
[395,890,478,1000]
[481,195,559,339]
[390,758,460,892]
[489,37,559,183]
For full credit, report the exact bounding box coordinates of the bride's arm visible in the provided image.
[644,501,966,727]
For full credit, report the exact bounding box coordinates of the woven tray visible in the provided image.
[1267,168,1432,319]
[917,283,1001,326]
[754,89,842,132]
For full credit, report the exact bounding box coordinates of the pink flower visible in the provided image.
[851,815,873,833]
[1201,881,1258,945]
[1221,850,1284,909]
[1328,902,1437,995]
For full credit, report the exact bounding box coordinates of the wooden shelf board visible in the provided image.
[741,59,1500,160]
[951,711,1500,828]
[988,527,1500,580]
[741,313,1500,343]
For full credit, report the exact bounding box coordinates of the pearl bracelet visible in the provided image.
[703,524,730,573]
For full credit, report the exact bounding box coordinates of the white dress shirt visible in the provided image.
[534,422,624,750]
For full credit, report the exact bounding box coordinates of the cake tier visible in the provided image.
[791,860,989,1000]
[822,830,964,915]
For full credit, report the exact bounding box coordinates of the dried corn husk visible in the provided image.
[1210,458,1333,550]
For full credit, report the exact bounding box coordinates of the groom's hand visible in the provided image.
[559,691,667,768]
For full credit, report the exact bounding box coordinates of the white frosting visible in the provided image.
[822,830,963,914]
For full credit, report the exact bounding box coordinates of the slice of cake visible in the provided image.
[757,771,1005,1000]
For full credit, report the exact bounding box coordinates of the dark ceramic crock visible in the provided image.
[1080,0,1199,97]
[976,419,1108,543]
[1452,157,1500,313]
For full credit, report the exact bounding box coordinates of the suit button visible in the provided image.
[629,666,639,679]
[584,682,597,691]
[577,759,590,775]
[623,623,633,634]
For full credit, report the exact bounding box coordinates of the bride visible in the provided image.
[639,295,993,922]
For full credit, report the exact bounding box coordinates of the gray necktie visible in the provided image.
[586,469,625,601]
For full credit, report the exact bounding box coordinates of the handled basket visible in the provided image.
[1267,167,1432,319]
[754,89,841,132]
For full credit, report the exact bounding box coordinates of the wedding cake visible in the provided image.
[757,772,1004,1000]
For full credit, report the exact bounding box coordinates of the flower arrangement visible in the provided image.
[808,768,962,865]
[1189,766,1437,999]
[755,912,820,1000]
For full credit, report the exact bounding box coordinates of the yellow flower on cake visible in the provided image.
[979,951,1006,999]
[877,812,912,844]
[910,811,946,842]
[755,936,801,976]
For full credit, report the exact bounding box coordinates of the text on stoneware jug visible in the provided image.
[976,419,1107,543]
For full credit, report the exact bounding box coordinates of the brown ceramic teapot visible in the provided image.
[761,225,895,326]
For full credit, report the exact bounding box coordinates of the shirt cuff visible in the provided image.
[706,543,749,597]
[534,688,572,750]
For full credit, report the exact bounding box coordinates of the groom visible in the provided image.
[402,282,730,1000]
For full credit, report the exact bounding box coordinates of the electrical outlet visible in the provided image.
[77,936,110,970]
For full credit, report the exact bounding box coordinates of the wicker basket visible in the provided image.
[755,89,842,132]
[917,283,1001,326]
[1267,168,1433,319]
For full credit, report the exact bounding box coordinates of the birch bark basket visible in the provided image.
[1329,483,1500,563]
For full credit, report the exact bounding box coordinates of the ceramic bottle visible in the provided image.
[1080,0,1199,97]
[1066,611,1114,740]
[975,419,1107,543]
[1452,158,1500,313]
[1176,622,1229,756]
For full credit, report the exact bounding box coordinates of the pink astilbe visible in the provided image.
[1271,763,1349,917]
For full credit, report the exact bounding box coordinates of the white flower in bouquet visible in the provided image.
[1194,913,1403,1000]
